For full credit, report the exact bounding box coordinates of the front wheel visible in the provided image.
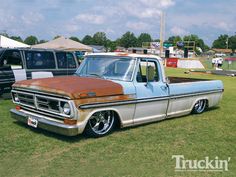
[192,100,207,114]
[85,110,115,138]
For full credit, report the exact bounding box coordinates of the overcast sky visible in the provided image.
[0,0,236,45]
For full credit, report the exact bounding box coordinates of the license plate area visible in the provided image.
[27,116,38,128]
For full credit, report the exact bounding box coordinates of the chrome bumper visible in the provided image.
[10,109,80,136]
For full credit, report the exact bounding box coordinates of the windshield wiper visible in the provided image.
[88,73,106,79]
[74,73,106,79]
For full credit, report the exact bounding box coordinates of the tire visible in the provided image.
[85,110,116,138]
[192,100,207,114]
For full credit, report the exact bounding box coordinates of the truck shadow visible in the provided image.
[13,106,220,142]
[13,121,85,143]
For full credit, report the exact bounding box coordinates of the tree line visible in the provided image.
[1,31,236,52]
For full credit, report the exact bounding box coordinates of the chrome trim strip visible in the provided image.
[170,89,223,99]
[12,90,36,109]
[10,109,79,136]
[13,87,71,99]
[79,89,223,109]
[20,106,65,120]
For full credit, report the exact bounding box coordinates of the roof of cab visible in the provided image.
[87,52,162,60]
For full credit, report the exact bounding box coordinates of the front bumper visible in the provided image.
[10,109,80,136]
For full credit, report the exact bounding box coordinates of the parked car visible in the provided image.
[0,48,79,96]
[10,53,224,137]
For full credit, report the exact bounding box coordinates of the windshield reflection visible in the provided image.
[75,56,136,81]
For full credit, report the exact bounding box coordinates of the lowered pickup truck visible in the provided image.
[10,53,224,137]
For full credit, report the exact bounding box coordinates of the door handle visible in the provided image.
[161,85,168,91]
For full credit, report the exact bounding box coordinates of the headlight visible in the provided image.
[62,103,71,115]
[12,93,19,102]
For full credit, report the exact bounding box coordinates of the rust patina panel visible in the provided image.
[13,76,124,99]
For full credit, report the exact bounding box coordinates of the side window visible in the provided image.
[137,59,159,82]
[56,52,76,69]
[0,50,22,69]
[25,51,55,69]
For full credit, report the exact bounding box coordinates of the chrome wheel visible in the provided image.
[86,111,115,137]
[193,100,207,114]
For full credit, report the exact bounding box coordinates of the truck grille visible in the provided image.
[11,90,73,118]
[36,96,60,113]
[17,93,35,107]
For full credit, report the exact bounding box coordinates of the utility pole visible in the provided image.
[159,11,165,57]
[226,37,228,49]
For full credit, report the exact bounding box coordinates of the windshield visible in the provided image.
[75,56,136,81]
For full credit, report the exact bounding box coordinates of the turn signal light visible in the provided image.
[16,105,21,110]
[64,119,77,125]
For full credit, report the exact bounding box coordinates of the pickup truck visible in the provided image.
[10,53,224,137]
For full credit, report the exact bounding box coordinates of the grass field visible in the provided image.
[200,58,236,70]
[0,68,235,177]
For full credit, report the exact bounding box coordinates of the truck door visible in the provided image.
[0,49,25,95]
[133,58,169,124]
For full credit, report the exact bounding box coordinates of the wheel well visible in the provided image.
[192,99,209,113]
[205,99,209,108]
[113,111,122,128]
[87,110,122,128]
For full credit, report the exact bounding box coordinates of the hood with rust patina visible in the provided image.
[13,76,124,99]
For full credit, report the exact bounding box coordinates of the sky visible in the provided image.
[0,0,236,46]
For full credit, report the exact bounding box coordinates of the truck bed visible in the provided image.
[168,77,208,84]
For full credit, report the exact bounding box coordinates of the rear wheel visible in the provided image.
[192,100,207,114]
[85,110,115,138]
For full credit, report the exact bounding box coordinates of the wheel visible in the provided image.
[192,100,207,114]
[85,110,115,137]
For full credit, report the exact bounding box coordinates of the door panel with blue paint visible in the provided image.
[134,59,169,123]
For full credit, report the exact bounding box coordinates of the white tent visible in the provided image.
[0,35,30,48]
[32,36,92,52]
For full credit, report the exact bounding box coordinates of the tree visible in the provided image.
[212,34,228,49]
[107,40,117,52]
[167,36,182,46]
[229,35,236,53]
[38,39,48,44]
[93,32,107,47]
[137,33,152,47]
[69,36,80,42]
[0,31,8,37]
[10,36,23,42]
[183,34,206,52]
[153,39,160,42]
[24,36,38,45]
[119,31,138,48]
[53,35,61,39]
[82,35,94,45]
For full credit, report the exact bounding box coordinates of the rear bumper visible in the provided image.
[10,109,80,136]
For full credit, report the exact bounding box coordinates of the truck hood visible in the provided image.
[13,76,124,99]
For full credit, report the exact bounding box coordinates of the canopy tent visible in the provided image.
[32,36,92,52]
[0,35,29,48]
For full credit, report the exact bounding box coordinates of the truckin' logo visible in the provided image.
[172,155,231,172]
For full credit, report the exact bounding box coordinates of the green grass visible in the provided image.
[0,68,235,177]
[200,59,236,70]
